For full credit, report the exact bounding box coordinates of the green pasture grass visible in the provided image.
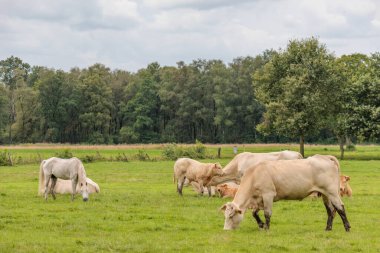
[0,159,379,252]
[1,144,379,165]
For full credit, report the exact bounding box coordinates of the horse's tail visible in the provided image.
[38,160,46,195]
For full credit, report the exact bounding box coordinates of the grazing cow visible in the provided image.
[208,150,303,186]
[173,158,223,196]
[39,177,100,195]
[221,155,350,232]
[340,175,352,197]
[216,182,239,198]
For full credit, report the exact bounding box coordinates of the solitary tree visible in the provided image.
[254,38,343,156]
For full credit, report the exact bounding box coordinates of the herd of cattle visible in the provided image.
[38,150,352,232]
[173,151,352,232]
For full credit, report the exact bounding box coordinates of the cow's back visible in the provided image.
[246,156,340,200]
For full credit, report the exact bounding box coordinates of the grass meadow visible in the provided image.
[0,145,379,252]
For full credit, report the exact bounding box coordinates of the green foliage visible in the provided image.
[54,149,73,159]
[134,150,151,161]
[0,46,379,145]
[0,150,13,166]
[162,141,208,160]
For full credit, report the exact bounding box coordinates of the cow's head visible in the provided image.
[212,163,224,176]
[340,175,352,197]
[220,202,244,230]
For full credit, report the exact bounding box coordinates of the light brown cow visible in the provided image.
[173,158,223,196]
[216,182,239,198]
[39,177,100,195]
[208,151,303,186]
[221,155,350,232]
[340,175,352,197]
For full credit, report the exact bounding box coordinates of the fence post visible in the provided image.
[217,147,221,158]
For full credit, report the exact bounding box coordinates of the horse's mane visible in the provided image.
[77,161,87,185]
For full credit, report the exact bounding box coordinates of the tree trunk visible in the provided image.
[299,134,305,157]
[339,136,345,160]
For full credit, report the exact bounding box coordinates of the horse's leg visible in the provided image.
[44,174,51,201]
[50,176,57,200]
[71,177,78,202]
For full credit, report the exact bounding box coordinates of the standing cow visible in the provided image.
[208,150,303,186]
[221,155,350,232]
[173,158,223,196]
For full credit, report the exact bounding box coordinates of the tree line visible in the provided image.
[0,37,379,157]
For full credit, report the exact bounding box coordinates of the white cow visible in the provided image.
[208,150,303,186]
[221,155,350,232]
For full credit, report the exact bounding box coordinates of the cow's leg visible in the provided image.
[252,209,264,229]
[177,176,185,196]
[198,180,204,195]
[44,174,51,201]
[71,177,78,201]
[207,186,212,197]
[262,194,274,230]
[329,195,351,232]
[322,195,335,231]
[50,176,57,200]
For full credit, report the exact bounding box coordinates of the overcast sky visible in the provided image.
[1,0,380,72]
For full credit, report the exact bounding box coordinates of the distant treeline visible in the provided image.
[0,38,379,149]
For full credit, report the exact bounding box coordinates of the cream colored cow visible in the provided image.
[221,155,350,232]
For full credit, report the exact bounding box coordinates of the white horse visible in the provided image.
[39,177,100,195]
[39,157,89,201]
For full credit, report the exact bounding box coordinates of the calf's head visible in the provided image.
[216,184,229,197]
[211,163,223,176]
[220,202,244,230]
[340,175,352,197]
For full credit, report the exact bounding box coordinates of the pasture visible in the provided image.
[0,148,380,252]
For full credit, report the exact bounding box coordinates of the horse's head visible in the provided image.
[80,181,89,202]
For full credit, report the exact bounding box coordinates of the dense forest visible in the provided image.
[0,38,379,150]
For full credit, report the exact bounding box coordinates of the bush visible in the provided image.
[162,141,209,160]
[0,150,13,166]
[134,150,150,161]
[55,149,73,159]
[346,144,356,151]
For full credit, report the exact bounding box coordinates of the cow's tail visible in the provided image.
[327,155,341,194]
[38,160,46,195]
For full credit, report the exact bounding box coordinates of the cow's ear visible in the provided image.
[345,176,350,181]
[220,204,227,211]
[236,209,243,214]
[214,163,218,169]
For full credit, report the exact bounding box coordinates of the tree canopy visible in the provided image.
[0,37,378,148]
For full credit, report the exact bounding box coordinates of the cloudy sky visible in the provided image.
[1,0,380,72]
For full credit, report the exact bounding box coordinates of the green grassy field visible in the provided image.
[1,143,380,165]
[1,155,380,252]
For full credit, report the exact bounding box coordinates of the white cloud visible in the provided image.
[1,0,380,71]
